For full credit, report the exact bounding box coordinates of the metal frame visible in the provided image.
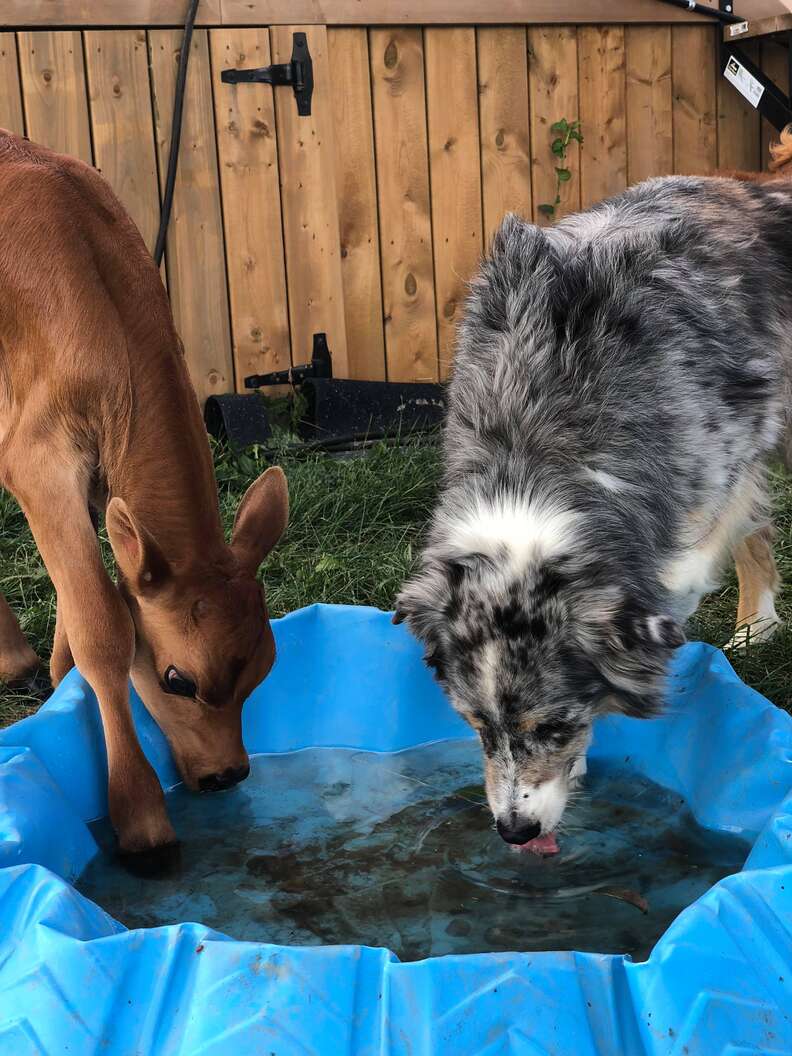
[720,37,792,132]
[717,0,792,133]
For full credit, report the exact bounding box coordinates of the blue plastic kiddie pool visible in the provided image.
[0,604,790,1055]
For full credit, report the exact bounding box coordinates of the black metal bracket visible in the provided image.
[206,333,446,449]
[720,40,792,134]
[245,332,333,389]
[716,0,792,135]
[221,32,313,116]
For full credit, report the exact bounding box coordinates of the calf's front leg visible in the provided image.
[19,481,177,868]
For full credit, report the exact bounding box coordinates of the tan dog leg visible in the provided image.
[50,597,74,686]
[0,592,40,682]
[19,474,176,859]
[726,525,781,651]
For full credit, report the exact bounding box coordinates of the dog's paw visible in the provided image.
[724,618,781,653]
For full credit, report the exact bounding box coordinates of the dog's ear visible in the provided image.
[231,466,289,577]
[575,590,684,652]
[629,612,686,649]
[599,687,662,720]
[575,593,681,719]
[394,563,450,636]
[612,602,686,652]
[107,498,171,592]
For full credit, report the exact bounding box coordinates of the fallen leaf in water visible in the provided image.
[598,887,649,914]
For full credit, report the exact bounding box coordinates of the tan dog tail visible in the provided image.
[769,125,792,173]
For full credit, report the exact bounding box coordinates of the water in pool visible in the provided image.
[76,739,748,961]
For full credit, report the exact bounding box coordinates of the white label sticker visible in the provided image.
[729,21,750,37]
[724,56,765,108]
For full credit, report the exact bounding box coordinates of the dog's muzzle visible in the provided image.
[496,817,542,845]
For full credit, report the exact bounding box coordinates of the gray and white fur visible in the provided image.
[395,175,792,844]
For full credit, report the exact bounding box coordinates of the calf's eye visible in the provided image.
[163,665,197,698]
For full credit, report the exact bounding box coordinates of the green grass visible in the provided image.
[2,440,792,727]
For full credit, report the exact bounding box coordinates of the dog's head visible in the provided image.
[395,516,682,846]
[106,467,288,793]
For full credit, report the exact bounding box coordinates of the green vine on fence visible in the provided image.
[538,118,583,221]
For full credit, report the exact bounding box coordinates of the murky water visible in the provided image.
[76,740,748,961]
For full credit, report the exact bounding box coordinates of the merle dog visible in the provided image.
[396,153,792,849]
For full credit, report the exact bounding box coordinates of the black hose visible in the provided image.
[651,0,744,24]
[153,0,201,267]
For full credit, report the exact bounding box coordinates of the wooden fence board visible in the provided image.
[218,0,716,27]
[717,40,761,172]
[625,25,672,184]
[2,18,782,395]
[528,27,580,223]
[18,30,92,161]
[270,24,348,376]
[760,40,790,170]
[578,25,627,209]
[327,27,385,381]
[0,34,24,134]
[149,28,233,403]
[477,26,532,245]
[210,27,290,389]
[425,27,483,379]
[370,28,438,383]
[84,29,161,253]
[0,1,718,27]
[672,25,717,175]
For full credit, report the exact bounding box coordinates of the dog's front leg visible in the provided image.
[18,475,177,868]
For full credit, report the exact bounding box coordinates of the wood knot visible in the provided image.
[443,299,456,320]
[112,78,122,97]
[495,129,505,149]
[384,40,398,69]
[404,273,417,297]
[443,137,456,152]
[207,370,220,387]
[250,327,262,341]
[42,69,52,84]
[340,245,348,259]
[252,119,270,137]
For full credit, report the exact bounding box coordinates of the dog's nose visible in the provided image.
[496,818,542,845]
[198,763,250,793]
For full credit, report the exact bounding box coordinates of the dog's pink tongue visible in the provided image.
[515,832,559,856]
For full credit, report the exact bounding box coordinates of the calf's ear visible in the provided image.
[231,466,289,577]
[106,498,171,592]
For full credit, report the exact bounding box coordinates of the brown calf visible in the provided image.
[0,132,288,869]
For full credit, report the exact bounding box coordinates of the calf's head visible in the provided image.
[106,467,288,792]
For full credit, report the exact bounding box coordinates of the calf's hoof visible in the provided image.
[0,648,43,687]
[2,670,51,701]
[118,839,181,879]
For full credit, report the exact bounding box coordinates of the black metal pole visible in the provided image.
[153,0,200,267]
[651,0,744,24]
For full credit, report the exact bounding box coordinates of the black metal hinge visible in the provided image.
[245,333,333,389]
[220,31,313,116]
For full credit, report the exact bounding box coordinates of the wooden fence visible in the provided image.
[0,18,788,402]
